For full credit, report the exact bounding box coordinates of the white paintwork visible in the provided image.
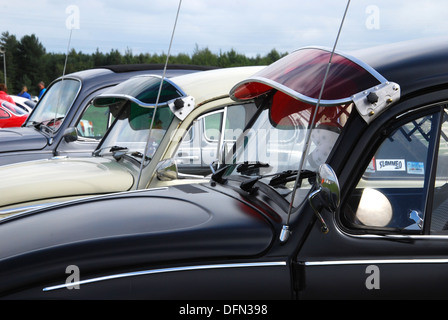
[0,66,265,215]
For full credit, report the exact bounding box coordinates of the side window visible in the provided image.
[343,111,439,233]
[76,103,112,140]
[0,108,10,119]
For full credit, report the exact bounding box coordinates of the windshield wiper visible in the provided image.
[240,169,316,193]
[110,146,128,152]
[28,117,64,131]
[92,145,128,157]
[269,169,316,187]
[130,151,151,161]
[236,161,270,174]
[210,161,270,187]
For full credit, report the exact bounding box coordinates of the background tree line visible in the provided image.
[0,31,287,97]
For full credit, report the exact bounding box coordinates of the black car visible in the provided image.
[0,64,209,165]
[2,37,448,300]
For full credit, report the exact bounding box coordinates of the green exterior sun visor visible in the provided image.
[92,75,195,122]
[93,75,185,107]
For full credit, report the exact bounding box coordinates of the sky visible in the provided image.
[1,0,448,58]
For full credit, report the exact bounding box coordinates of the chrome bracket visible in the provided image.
[168,95,195,121]
[352,82,401,124]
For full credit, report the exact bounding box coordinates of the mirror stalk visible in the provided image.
[308,189,330,234]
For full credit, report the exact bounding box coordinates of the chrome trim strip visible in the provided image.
[42,261,287,292]
[304,258,448,266]
[0,187,169,223]
[340,228,448,241]
[94,93,172,108]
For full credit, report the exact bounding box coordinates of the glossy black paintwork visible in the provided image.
[0,65,208,165]
[0,183,279,298]
[353,37,448,98]
[2,38,448,299]
[0,127,47,153]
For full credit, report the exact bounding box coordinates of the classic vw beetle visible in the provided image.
[0,66,263,216]
[0,64,207,166]
[2,37,448,299]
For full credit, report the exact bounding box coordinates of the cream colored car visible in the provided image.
[0,66,264,216]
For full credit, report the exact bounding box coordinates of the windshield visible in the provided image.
[26,78,81,131]
[93,76,183,161]
[96,102,175,160]
[222,91,352,202]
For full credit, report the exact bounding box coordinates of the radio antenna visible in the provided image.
[280,0,351,242]
[135,0,183,189]
[62,28,73,79]
[52,26,74,133]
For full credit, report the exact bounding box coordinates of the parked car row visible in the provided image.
[0,66,263,216]
[2,37,448,299]
[0,64,211,165]
[11,95,36,113]
[0,99,29,128]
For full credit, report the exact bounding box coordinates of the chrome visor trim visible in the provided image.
[93,75,187,108]
[230,46,388,107]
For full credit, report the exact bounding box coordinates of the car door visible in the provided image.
[295,99,448,299]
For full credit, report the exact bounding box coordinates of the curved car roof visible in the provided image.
[229,37,448,108]
[352,37,448,98]
[54,64,217,94]
[171,66,266,105]
[94,66,266,109]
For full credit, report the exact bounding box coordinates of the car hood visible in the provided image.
[0,157,134,210]
[0,127,48,153]
[0,184,275,295]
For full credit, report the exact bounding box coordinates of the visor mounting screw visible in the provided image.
[173,98,184,110]
[367,92,379,104]
[369,110,375,116]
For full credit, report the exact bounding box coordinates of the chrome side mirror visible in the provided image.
[317,164,340,210]
[157,159,205,181]
[308,164,340,233]
[63,126,78,143]
[156,159,178,181]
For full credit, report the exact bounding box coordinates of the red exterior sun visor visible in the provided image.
[230,47,387,107]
